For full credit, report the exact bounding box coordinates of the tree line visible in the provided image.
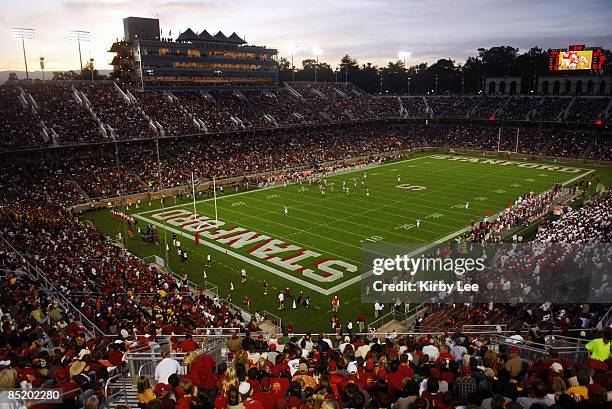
[278,46,612,95]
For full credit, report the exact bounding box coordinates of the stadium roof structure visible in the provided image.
[228,32,247,44]
[177,28,200,42]
[198,29,215,41]
[214,31,229,42]
[176,28,246,44]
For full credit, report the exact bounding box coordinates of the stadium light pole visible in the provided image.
[12,28,35,80]
[398,51,412,95]
[287,44,299,82]
[435,74,439,95]
[312,47,323,83]
[69,30,91,71]
[155,137,169,262]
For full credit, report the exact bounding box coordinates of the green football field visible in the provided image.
[81,152,607,332]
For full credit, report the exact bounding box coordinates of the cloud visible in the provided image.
[0,0,610,71]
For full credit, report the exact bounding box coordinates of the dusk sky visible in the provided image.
[1,0,611,72]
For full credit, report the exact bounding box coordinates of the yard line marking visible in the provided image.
[135,155,437,216]
[324,168,595,295]
[135,213,331,294]
[133,159,593,296]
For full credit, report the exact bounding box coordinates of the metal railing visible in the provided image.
[1,235,107,337]
[124,336,226,386]
[260,310,282,331]
[487,333,589,369]
[462,324,508,334]
[596,305,612,331]
[104,373,130,408]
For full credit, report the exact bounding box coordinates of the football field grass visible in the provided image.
[82,152,607,331]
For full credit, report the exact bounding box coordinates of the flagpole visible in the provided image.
[191,172,197,217]
[137,42,144,91]
[515,128,520,154]
[497,127,501,152]
[213,176,218,223]
[156,137,168,262]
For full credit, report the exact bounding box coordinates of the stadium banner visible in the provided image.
[360,242,610,304]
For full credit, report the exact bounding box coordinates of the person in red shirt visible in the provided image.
[397,354,414,380]
[357,314,366,332]
[185,352,217,391]
[385,361,405,396]
[421,379,444,408]
[54,368,80,406]
[107,342,124,370]
[253,377,279,409]
[360,359,377,391]
[269,376,290,397]
[247,367,261,393]
[180,334,198,353]
[328,361,345,392]
[153,383,176,409]
[271,354,287,377]
[176,379,197,409]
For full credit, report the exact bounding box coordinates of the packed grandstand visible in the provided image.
[0,76,610,409]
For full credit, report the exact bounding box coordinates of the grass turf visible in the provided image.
[80,152,611,332]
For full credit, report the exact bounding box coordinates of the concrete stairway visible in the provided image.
[106,374,139,409]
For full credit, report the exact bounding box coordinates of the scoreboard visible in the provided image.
[549,45,605,71]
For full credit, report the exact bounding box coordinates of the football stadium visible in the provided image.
[0,2,611,408]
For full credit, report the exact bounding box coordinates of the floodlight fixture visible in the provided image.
[12,28,35,79]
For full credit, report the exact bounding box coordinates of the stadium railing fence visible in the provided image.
[1,234,108,338]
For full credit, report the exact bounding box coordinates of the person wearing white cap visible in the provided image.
[339,336,352,353]
[550,362,563,373]
[288,358,300,376]
[238,382,251,396]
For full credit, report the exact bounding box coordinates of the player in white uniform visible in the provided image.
[397,175,401,183]
[416,219,421,229]
[366,188,370,198]
[241,268,247,283]
[283,205,288,215]
[465,201,469,209]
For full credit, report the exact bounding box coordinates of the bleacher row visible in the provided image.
[0,123,610,207]
[1,81,610,150]
[1,185,611,408]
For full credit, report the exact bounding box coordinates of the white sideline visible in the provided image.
[134,157,593,296]
[136,155,436,216]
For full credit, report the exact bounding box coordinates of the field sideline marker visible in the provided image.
[134,158,593,296]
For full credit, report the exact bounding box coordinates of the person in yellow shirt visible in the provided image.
[585,329,611,362]
[565,370,590,401]
[137,376,156,405]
